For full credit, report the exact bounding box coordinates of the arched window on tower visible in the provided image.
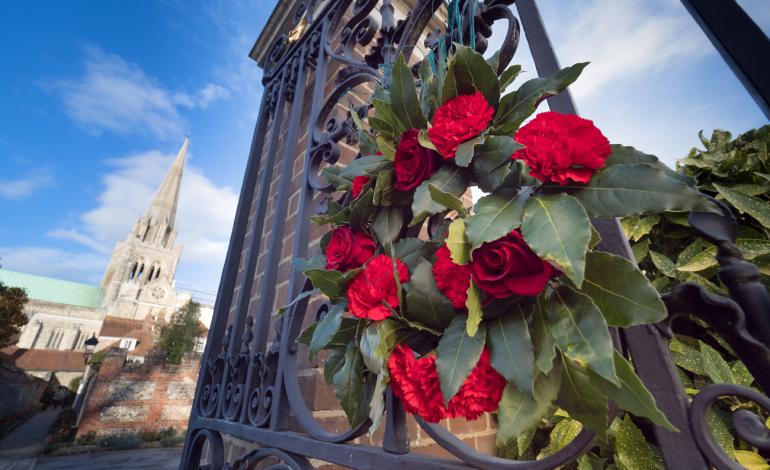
[128,261,138,280]
[154,265,161,280]
[137,262,145,282]
[148,264,156,282]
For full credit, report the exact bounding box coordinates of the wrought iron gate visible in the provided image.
[181,1,770,468]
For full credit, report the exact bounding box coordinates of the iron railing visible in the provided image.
[181,1,770,468]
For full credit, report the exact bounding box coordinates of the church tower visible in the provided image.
[100,139,189,320]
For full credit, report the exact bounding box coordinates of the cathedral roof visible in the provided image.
[0,269,103,309]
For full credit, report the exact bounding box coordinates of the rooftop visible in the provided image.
[0,269,103,309]
[0,346,86,372]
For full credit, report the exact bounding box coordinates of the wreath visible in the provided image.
[292,42,717,445]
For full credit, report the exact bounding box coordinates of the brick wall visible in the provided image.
[77,349,198,436]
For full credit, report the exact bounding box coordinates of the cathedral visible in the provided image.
[0,140,209,385]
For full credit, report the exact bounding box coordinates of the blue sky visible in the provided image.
[0,0,768,296]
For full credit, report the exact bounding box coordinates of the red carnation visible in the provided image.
[325,227,376,272]
[428,91,494,159]
[432,244,472,309]
[471,231,556,298]
[394,129,441,190]
[351,176,370,198]
[347,254,409,321]
[388,344,505,423]
[512,111,611,185]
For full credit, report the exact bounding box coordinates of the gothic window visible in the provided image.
[129,261,138,280]
[148,265,156,281]
[45,328,64,349]
[137,261,145,282]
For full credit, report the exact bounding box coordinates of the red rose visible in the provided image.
[388,344,505,422]
[394,129,440,191]
[347,254,409,321]
[351,176,370,198]
[428,91,494,159]
[512,111,611,185]
[471,231,556,298]
[325,227,376,271]
[432,244,471,309]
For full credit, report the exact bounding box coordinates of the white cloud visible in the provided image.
[543,0,710,101]
[47,47,230,140]
[0,169,54,199]
[48,148,238,290]
[0,246,106,284]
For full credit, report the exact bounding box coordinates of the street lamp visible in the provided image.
[84,333,99,364]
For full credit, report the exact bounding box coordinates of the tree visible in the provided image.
[0,278,29,348]
[157,300,202,364]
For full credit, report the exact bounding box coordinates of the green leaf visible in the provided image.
[376,135,396,161]
[707,408,735,459]
[360,323,383,374]
[495,62,588,132]
[607,145,694,186]
[419,57,439,120]
[371,206,403,245]
[372,99,406,138]
[470,136,523,193]
[454,133,487,167]
[339,154,392,179]
[390,54,427,130]
[465,280,483,337]
[304,268,348,298]
[545,286,618,385]
[735,450,770,470]
[418,128,438,151]
[410,165,470,226]
[540,418,584,458]
[323,347,346,384]
[578,251,666,327]
[443,44,500,107]
[466,187,531,251]
[499,64,522,90]
[391,237,439,271]
[373,169,394,206]
[428,184,467,216]
[649,251,678,278]
[669,337,706,376]
[522,193,591,287]
[496,367,561,445]
[699,341,735,384]
[435,315,486,404]
[589,225,602,250]
[333,344,369,427]
[309,302,345,358]
[349,187,376,227]
[615,415,664,470]
[487,305,535,394]
[322,165,353,191]
[557,164,719,217]
[731,360,753,387]
[405,259,454,330]
[557,356,609,437]
[589,352,677,431]
[620,215,660,242]
[446,218,470,264]
[531,295,556,374]
[369,370,389,434]
[630,238,650,264]
[278,288,317,316]
[714,183,770,228]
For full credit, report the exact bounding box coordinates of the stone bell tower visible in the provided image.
[100,139,188,320]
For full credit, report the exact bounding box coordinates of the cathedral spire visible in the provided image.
[148,138,187,230]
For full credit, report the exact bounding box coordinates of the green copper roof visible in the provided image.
[0,269,103,309]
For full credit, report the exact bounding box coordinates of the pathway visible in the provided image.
[0,409,61,460]
[34,448,182,469]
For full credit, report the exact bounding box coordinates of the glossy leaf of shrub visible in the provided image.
[372,206,403,245]
[309,302,345,359]
[411,165,470,226]
[405,259,454,330]
[578,251,666,327]
[390,54,426,130]
[713,183,770,229]
[436,315,486,404]
[494,62,588,133]
[522,193,591,287]
[588,352,677,431]
[332,344,370,427]
[531,295,556,374]
[470,136,524,193]
[560,164,719,217]
[496,367,561,445]
[446,218,470,265]
[466,187,531,251]
[487,304,535,395]
[442,45,500,107]
[465,280,483,337]
[545,286,618,385]
[557,356,609,437]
